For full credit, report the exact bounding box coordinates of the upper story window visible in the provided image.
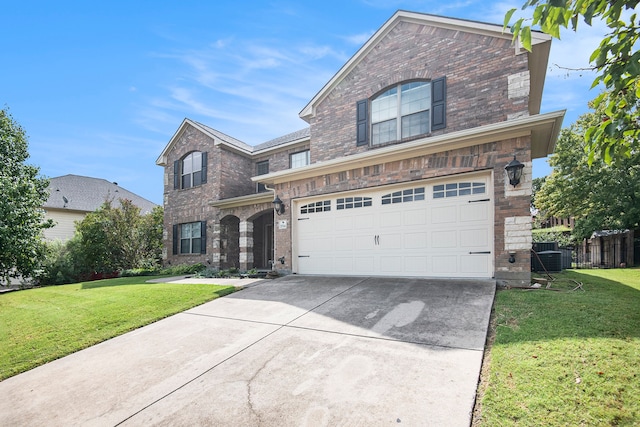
[357,77,446,147]
[372,82,431,145]
[290,150,310,168]
[173,151,207,190]
[256,160,269,193]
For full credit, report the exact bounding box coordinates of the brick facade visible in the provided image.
[157,11,563,286]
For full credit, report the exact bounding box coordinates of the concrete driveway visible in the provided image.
[0,275,495,426]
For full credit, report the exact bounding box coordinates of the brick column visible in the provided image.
[239,220,254,271]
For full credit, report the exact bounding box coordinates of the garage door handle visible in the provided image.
[298,255,310,258]
[469,251,491,254]
[468,199,490,203]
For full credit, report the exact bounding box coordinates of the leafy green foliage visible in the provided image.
[0,108,53,283]
[532,227,575,246]
[535,107,640,239]
[505,0,639,163]
[36,201,164,285]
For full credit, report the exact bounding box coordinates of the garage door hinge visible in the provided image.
[468,198,490,203]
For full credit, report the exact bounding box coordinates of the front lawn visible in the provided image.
[475,268,640,426]
[0,276,235,381]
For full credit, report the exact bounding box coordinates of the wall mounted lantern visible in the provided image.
[505,155,525,187]
[273,195,286,215]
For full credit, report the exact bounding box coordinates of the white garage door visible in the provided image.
[293,174,493,278]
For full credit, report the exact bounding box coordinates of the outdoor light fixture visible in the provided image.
[272,195,285,215]
[505,155,525,187]
[508,251,516,264]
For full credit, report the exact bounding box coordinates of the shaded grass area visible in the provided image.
[476,269,640,426]
[0,276,235,381]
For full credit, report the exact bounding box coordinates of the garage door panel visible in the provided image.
[432,206,457,224]
[380,256,403,273]
[403,208,427,226]
[404,256,429,273]
[460,228,489,248]
[335,236,353,251]
[355,214,375,230]
[460,255,490,274]
[432,230,457,248]
[431,256,458,273]
[405,232,427,249]
[459,203,489,222]
[295,175,493,278]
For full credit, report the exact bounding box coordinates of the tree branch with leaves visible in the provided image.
[505,0,639,162]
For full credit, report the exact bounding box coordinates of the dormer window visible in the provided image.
[357,77,446,147]
[173,151,208,190]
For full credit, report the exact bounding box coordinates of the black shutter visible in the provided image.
[201,152,208,184]
[431,76,446,131]
[356,99,369,146]
[200,221,207,254]
[172,224,178,255]
[173,160,180,190]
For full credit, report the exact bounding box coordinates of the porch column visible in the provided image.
[239,220,254,271]
[210,222,222,269]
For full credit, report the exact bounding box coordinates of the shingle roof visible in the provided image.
[190,120,255,153]
[44,175,158,214]
[254,127,310,152]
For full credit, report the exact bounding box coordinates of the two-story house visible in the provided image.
[156,10,564,286]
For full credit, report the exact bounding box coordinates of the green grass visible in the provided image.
[0,276,235,381]
[476,268,640,426]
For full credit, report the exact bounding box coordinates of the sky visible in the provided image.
[1,1,611,206]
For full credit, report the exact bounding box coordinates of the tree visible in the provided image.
[73,199,163,276]
[0,108,53,283]
[536,106,640,239]
[505,1,639,163]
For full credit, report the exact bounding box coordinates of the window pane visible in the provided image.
[182,175,191,189]
[180,239,190,254]
[191,238,201,254]
[372,119,397,145]
[191,152,202,173]
[371,87,398,123]
[290,151,310,169]
[182,154,194,174]
[401,111,429,138]
[401,82,430,116]
[191,222,201,238]
[192,171,202,187]
[256,161,269,175]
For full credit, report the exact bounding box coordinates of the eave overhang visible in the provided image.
[209,192,274,209]
[254,111,565,186]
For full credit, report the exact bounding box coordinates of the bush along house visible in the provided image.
[156,10,564,286]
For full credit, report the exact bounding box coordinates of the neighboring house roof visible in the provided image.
[156,118,310,166]
[44,175,158,214]
[299,10,551,122]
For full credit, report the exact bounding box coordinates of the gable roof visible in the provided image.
[156,118,310,166]
[299,10,551,121]
[44,175,158,214]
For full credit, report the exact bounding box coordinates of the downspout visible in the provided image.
[263,183,277,271]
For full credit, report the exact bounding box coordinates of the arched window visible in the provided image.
[372,81,431,145]
[174,151,207,190]
[357,77,445,147]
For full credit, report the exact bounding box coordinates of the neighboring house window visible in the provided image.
[290,150,310,168]
[356,77,446,146]
[172,221,207,255]
[173,151,208,190]
[256,160,269,193]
